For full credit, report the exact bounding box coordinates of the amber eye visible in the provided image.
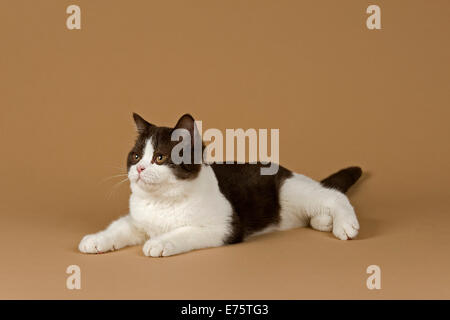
[134,153,140,161]
[154,154,167,165]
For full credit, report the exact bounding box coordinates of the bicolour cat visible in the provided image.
[79,113,362,257]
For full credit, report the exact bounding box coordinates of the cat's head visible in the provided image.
[127,113,203,193]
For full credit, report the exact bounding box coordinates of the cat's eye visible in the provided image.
[133,153,140,161]
[154,154,167,165]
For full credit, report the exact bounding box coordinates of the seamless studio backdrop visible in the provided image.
[0,1,449,299]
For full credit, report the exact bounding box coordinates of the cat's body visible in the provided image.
[79,114,362,257]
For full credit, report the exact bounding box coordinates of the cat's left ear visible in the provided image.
[174,114,201,145]
[132,113,153,134]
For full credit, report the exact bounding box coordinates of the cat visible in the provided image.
[79,113,362,257]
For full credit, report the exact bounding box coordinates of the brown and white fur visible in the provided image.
[79,114,362,257]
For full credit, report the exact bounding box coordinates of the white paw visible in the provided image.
[332,214,360,240]
[78,233,114,254]
[310,214,333,232]
[143,238,178,257]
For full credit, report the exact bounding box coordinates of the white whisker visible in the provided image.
[106,177,130,199]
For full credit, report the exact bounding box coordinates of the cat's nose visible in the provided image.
[137,165,146,173]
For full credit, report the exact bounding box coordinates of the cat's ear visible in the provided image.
[174,114,201,145]
[174,113,195,133]
[132,113,152,133]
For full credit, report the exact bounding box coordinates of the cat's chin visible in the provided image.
[135,178,153,187]
[131,179,160,192]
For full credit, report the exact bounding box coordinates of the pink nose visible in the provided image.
[137,165,146,173]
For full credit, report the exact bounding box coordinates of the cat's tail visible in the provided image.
[320,166,362,193]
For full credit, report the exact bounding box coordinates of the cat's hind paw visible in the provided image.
[332,215,359,240]
[310,214,333,232]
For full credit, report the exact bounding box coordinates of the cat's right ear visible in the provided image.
[132,113,153,133]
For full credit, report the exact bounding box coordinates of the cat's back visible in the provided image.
[210,162,293,242]
[210,162,292,189]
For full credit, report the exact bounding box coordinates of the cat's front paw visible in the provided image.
[79,233,114,254]
[143,238,179,257]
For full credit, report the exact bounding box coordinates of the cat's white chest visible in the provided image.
[128,166,233,239]
[129,196,192,237]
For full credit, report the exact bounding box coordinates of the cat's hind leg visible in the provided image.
[310,213,333,232]
[79,215,146,253]
[279,173,359,240]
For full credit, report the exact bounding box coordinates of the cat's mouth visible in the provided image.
[136,176,145,184]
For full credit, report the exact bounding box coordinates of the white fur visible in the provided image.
[278,173,359,240]
[79,139,359,257]
[79,138,234,257]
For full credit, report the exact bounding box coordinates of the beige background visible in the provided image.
[0,0,449,299]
